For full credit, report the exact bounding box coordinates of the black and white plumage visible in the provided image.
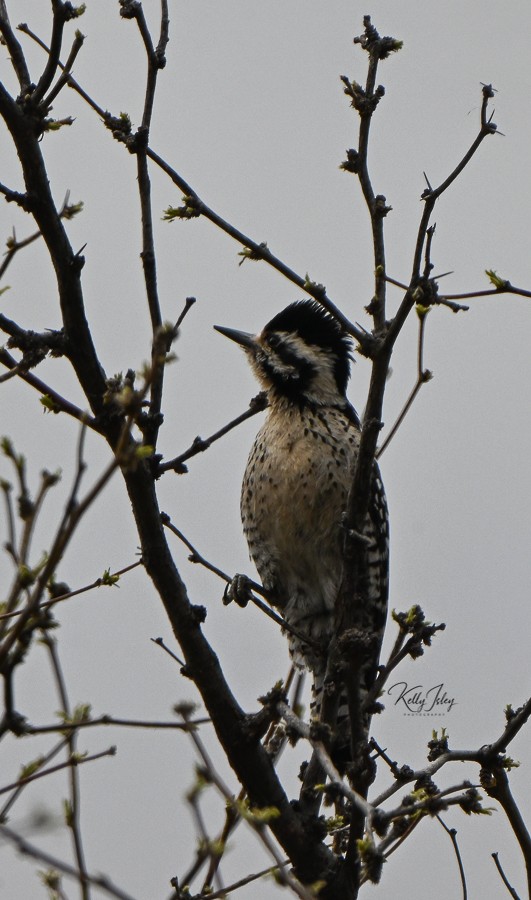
[215,300,389,754]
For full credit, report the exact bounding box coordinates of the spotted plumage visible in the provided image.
[215,300,389,756]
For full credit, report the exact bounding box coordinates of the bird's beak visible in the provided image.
[213,325,256,350]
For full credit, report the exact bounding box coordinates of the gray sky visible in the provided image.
[2,1,531,897]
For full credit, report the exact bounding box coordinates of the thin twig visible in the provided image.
[162,514,322,652]
[0,192,81,280]
[180,709,317,900]
[41,28,84,108]
[352,17,389,329]
[385,274,469,312]
[150,635,186,668]
[0,746,116,796]
[18,469,61,581]
[199,666,300,892]
[0,823,138,900]
[387,84,497,350]
[181,862,281,900]
[43,633,90,899]
[158,393,268,474]
[277,702,374,825]
[130,1,165,445]
[492,852,521,900]
[442,284,531,301]
[17,23,369,350]
[26,714,210,735]
[0,442,121,667]
[0,480,16,559]
[0,9,32,91]
[0,735,69,822]
[0,560,142,623]
[377,307,431,458]
[437,816,468,900]
[0,347,100,432]
[187,787,225,897]
[31,1,69,106]
[484,765,531,897]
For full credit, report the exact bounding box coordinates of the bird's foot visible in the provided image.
[223,573,253,608]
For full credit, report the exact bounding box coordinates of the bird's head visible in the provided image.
[214,299,352,407]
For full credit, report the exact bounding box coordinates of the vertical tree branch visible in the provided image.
[0,2,32,91]
[484,765,531,897]
[44,634,90,900]
[124,1,170,448]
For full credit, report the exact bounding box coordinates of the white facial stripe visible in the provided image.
[255,331,343,405]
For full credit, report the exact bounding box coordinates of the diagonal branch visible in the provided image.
[387,84,497,351]
[0,6,31,91]
[483,764,531,897]
[0,822,137,900]
[158,392,267,474]
[31,0,70,106]
[17,20,371,350]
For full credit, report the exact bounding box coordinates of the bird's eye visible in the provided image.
[265,333,280,349]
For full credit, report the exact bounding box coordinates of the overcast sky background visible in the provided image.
[2,1,531,898]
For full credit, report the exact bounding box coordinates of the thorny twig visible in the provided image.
[0,191,83,281]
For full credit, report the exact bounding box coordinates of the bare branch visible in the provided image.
[16,21,369,352]
[31,2,71,106]
[492,852,521,900]
[177,862,281,900]
[0,7,31,91]
[377,306,432,458]
[342,15,400,328]
[40,28,85,109]
[436,817,468,900]
[482,764,531,896]
[0,347,100,431]
[43,633,89,898]
[0,560,142,623]
[0,735,69,822]
[26,714,210,735]
[0,746,116,796]
[278,701,374,824]
[158,392,268,474]
[0,823,138,900]
[386,84,498,352]
[161,514,322,652]
[179,706,318,900]
[0,193,82,281]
